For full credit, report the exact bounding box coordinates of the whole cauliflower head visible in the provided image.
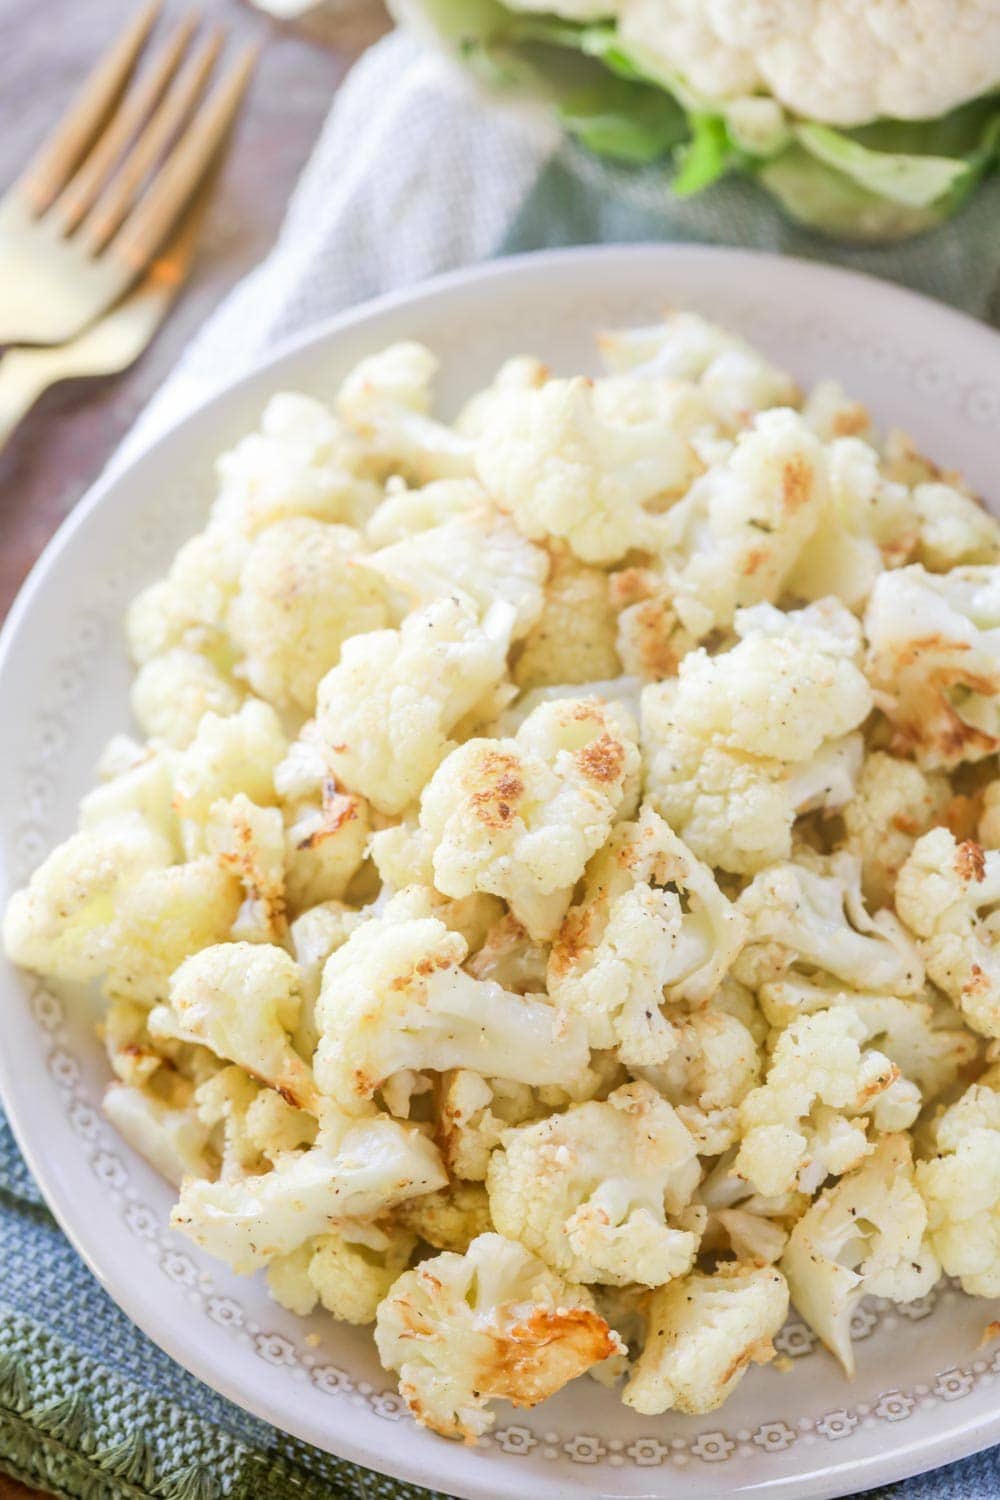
[622,1264,788,1416]
[313,596,513,816]
[865,565,1000,769]
[418,695,640,940]
[374,1233,623,1441]
[896,828,1000,1037]
[547,805,745,1063]
[736,1008,918,1197]
[314,915,591,1111]
[642,599,872,873]
[916,1071,1000,1297]
[487,1080,703,1287]
[782,1134,939,1375]
[227,518,387,714]
[173,1111,447,1273]
[475,375,709,565]
[618,0,1000,127]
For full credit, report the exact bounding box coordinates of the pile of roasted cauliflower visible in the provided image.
[6,313,1000,1440]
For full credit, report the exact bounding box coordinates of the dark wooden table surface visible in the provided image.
[0,2,388,1495]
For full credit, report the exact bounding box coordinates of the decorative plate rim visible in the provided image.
[2,244,1000,1500]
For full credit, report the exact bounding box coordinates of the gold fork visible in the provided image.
[0,182,213,451]
[0,2,257,345]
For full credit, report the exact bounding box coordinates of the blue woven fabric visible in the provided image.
[3,27,1000,1500]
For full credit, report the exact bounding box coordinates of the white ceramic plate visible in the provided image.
[2,246,1000,1500]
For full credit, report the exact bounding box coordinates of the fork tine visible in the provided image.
[17,0,161,214]
[56,10,200,236]
[112,42,257,272]
[80,26,224,255]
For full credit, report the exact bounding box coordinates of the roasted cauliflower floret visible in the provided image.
[655,408,828,641]
[622,1264,788,1416]
[916,1072,1000,1297]
[642,600,872,874]
[896,828,1000,1037]
[267,1224,416,1323]
[364,477,484,548]
[313,596,512,817]
[734,849,924,996]
[205,794,286,943]
[783,1135,939,1375]
[865,565,1000,769]
[367,507,548,640]
[172,700,287,833]
[104,856,242,1004]
[487,1081,702,1287]
[125,527,247,665]
[608,565,694,682]
[227,518,387,714]
[841,751,952,907]
[400,1180,494,1253]
[172,1111,446,1273]
[475,375,707,565]
[435,1070,545,1182]
[211,391,378,536]
[103,1081,216,1187]
[336,341,474,483]
[374,1233,623,1441]
[547,805,745,1064]
[512,544,621,689]
[634,1000,763,1155]
[314,916,590,1112]
[282,781,369,915]
[735,1009,918,1198]
[417,695,640,941]
[151,942,317,1112]
[3,816,173,983]
[131,648,242,749]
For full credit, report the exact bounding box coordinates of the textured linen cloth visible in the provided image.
[3,26,1000,1500]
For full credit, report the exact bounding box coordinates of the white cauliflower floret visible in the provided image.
[78,751,179,852]
[151,942,318,1112]
[3,817,173,982]
[735,1009,916,1198]
[802,381,873,444]
[364,478,483,548]
[757,979,979,1104]
[194,1064,315,1180]
[267,1224,416,1324]
[912,483,1000,572]
[374,1233,623,1441]
[896,828,1000,1038]
[513,545,622,689]
[464,913,551,995]
[206,794,286,943]
[418,695,640,941]
[608,565,694,682]
[617,0,1000,127]
[283,788,369,914]
[487,1081,702,1287]
[642,600,872,873]
[103,1081,215,1187]
[622,1264,788,1416]
[456,355,549,438]
[125,528,247,665]
[314,916,590,1111]
[916,1072,1000,1297]
[211,392,378,536]
[633,1001,762,1155]
[336,341,474,482]
[734,849,924,996]
[697,1153,803,1265]
[547,805,745,1064]
[103,856,242,1004]
[227,518,387,714]
[173,1111,447,1273]
[783,1135,939,1375]
[842,751,952,907]
[131,649,242,748]
[654,408,828,640]
[172,700,287,831]
[399,1180,494,1253]
[313,596,513,817]
[865,565,1000,769]
[435,1070,545,1182]
[366,508,548,640]
[597,312,799,429]
[475,376,708,564]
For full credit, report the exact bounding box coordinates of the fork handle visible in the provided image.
[0,355,50,452]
